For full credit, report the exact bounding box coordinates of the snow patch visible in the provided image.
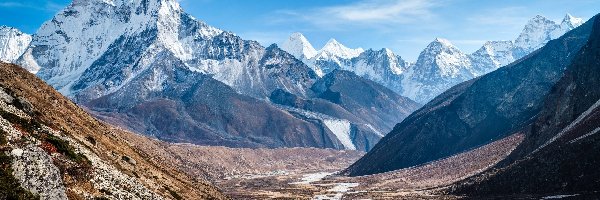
[536,98,600,152]
[323,119,355,150]
[542,194,579,199]
[570,127,600,144]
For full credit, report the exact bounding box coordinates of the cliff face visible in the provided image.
[0,62,226,199]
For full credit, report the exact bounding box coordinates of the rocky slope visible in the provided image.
[0,62,225,199]
[344,15,595,176]
[0,26,31,65]
[451,15,600,197]
[270,70,420,151]
[85,54,340,149]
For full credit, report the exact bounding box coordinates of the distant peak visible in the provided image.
[431,38,454,47]
[281,32,317,59]
[290,32,306,38]
[527,15,555,25]
[561,13,584,27]
[325,38,342,46]
[316,38,363,59]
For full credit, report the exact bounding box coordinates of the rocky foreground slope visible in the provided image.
[0,62,225,199]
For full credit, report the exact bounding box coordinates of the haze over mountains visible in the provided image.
[282,14,584,104]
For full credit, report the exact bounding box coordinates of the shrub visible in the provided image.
[44,135,90,164]
[0,111,42,134]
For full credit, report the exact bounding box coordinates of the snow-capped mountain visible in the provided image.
[514,15,561,53]
[401,38,474,103]
[284,14,584,104]
[17,0,316,101]
[281,34,366,77]
[310,38,364,75]
[280,32,322,75]
[0,26,31,64]
[471,14,584,77]
[345,48,408,93]
[469,41,516,76]
[281,32,317,61]
[7,0,418,151]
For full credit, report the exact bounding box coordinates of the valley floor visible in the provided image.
[211,133,524,199]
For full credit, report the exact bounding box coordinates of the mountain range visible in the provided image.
[282,14,584,104]
[345,13,596,177]
[0,0,599,198]
[0,0,420,151]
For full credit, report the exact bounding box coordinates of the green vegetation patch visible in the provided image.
[44,135,90,164]
[0,110,42,134]
[0,152,39,200]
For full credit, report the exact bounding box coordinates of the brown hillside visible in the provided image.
[0,62,226,199]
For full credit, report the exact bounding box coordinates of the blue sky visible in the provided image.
[1,0,599,61]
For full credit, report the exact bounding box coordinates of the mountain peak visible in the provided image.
[0,26,32,64]
[431,38,454,47]
[515,15,560,51]
[317,38,363,59]
[561,13,584,28]
[281,32,317,60]
[524,15,557,29]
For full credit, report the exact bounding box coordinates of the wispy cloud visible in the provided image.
[0,1,65,12]
[271,0,445,29]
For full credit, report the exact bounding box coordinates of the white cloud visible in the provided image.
[272,0,445,29]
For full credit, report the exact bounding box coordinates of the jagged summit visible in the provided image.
[563,13,584,28]
[431,37,455,47]
[0,26,31,64]
[400,36,473,103]
[281,32,317,60]
[515,14,561,51]
[16,0,319,102]
[277,14,585,104]
[317,38,364,59]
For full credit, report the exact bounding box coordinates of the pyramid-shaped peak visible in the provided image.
[562,13,584,27]
[324,38,343,47]
[281,32,317,59]
[430,38,455,48]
